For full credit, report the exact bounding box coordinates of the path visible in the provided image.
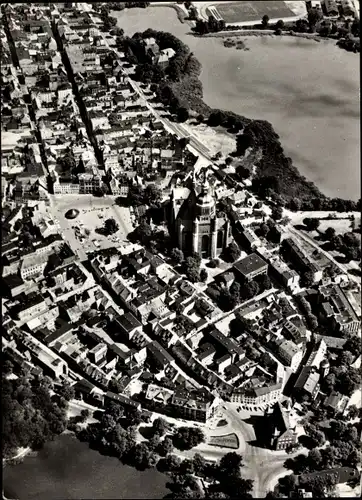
[289,225,360,285]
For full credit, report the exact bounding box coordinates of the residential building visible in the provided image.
[89,343,107,365]
[305,340,327,369]
[317,285,360,335]
[171,387,221,423]
[294,366,320,400]
[277,340,303,372]
[22,333,68,379]
[269,256,300,293]
[113,312,143,341]
[232,381,283,406]
[282,237,323,284]
[147,340,175,371]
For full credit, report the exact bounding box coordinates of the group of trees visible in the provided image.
[183,254,202,283]
[282,417,360,486]
[118,183,162,208]
[161,451,253,499]
[193,16,226,35]
[295,296,319,331]
[125,29,201,88]
[218,273,272,312]
[223,241,241,263]
[77,401,156,469]
[320,345,360,397]
[326,231,361,261]
[2,372,69,459]
[287,195,359,213]
[303,217,320,231]
[98,4,118,32]
[97,217,119,236]
[172,426,205,451]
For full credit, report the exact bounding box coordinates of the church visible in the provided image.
[169,170,231,259]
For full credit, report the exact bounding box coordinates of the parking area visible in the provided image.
[49,195,134,258]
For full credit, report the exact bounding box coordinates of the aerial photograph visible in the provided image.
[1,1,361,499]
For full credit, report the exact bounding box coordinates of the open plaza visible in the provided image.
[49,195,134,259]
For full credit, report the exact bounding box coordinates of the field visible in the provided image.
[209,1,295,24]
[208,433,240,449]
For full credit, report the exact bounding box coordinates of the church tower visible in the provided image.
[171,169,231,259]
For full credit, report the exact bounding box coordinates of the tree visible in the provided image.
[308,7,323,31]
[184,256,201,283]
[144,183,162,207]
[2,359,14,375]
[104,218,119,235]
[162,454,182,472]
[171,247,184,264]
[158,436,174,456]
[303,218,320,231]
[148,433,161,451]
[304,424,325,448]
[271,206,283,221]
[133,221,153,245]
[277,474,297,495]
[302,271,315,288]
[262,15,270,28]
[80,409,90,423]
[241,280,259,300]
[275,20,285,30]
[153,417,169,437]
[173,427,205,451]
[177,107,189,122]
[192,453,207,476]
[230,280,241,304]
[200,268,208,282]
[58,380,75,401]
[255,273,272,291]
[226,241,240,262]
[127,184,145,206]
[218,452,243,478]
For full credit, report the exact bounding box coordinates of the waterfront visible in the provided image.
[3,434,168,500]
[113,6,360,200]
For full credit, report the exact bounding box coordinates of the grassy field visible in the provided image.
[210,1,295,24]
[208,433,240,449]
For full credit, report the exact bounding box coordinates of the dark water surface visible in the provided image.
[3,434,168,499]
[113,7,360,200]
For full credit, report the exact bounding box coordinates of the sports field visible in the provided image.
[209,1,295,24]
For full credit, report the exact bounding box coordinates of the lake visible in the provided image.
[3,434,168,500]
[113,6,360,201]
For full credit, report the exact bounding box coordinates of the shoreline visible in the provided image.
[199,30,323,42]
[113,9,358,204]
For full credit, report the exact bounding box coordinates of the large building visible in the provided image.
[169,172,231,259]
[267,401,298,450]
[233,253,268,281]
[171,387,221,422]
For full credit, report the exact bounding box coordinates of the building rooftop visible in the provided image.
[233,253,267,278]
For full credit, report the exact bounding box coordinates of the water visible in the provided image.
[113,7,360,201]
[3,434,168,500]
